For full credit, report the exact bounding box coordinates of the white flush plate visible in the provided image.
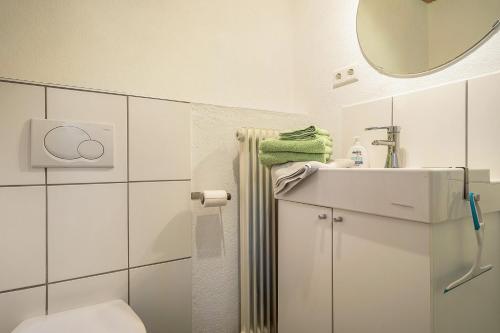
[30,119,114,168]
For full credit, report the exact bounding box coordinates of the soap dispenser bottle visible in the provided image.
[348,136,370,168]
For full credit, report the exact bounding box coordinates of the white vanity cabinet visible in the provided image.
[277,168,500,333]
[278,202,431,333]
[277,200,332,333]
[331,209,432,333]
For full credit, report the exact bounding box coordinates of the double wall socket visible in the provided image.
[333,65,359,88]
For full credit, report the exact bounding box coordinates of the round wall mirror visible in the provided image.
[357,0,500,76]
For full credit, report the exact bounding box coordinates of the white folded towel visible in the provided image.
[271,159,355,195]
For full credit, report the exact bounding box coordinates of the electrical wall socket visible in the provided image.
[333,65,359,88]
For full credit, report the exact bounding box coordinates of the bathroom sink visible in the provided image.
[275,168,498,223]
[277,167,500,333]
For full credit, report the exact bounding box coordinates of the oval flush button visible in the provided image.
[44,126,90,160]
[78,140,104,160]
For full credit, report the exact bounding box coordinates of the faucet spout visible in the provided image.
[365,125,401,168]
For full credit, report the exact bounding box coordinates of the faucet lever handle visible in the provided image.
[365,125,400,133]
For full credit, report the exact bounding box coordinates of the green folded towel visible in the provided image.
[259,151,331,167]
[260,136,332,154]
[279,126,330,140]
[281,133,332,141]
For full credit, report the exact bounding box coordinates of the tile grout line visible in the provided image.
[0,183,46,188]
[0,77,191,105]
[44,86,49,315]
[331,213,334,332]
[465,80,469,168]
[49,268,130,285]
[126,96,131,305]
[46,257,192,286]
[391,96,394,125]
[129,179,191,183]
[0,179,191,188]
[0,258,191,294]
[130,257,192,270]
[45,176,49,315]
[0,284,47,295]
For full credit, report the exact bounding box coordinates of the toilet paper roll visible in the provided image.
[201,190,228,207]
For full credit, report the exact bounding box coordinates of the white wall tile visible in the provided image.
[393,82,466,168]
[468,71,500,180]
[48,183,128,282]
[341,97,393,168]
[130,259,192,333]
[48,271,128,314]
[0,286,46,333]
[129,181,192,267]
[129,98,191,181]
[0,82,45,185]
[46,88,127,184]
[0,186,45,292]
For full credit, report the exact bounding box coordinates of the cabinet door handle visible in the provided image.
[318,213,328,219]
[333,216,343,222]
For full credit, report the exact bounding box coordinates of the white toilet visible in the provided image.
[12,300,146,333]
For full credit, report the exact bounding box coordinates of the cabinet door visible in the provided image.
[278,200,332,333]
[332,209,432,333]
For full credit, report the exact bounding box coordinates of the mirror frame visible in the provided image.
[356,4,500,77]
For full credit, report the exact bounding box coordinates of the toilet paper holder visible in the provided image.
[191,191,232,201]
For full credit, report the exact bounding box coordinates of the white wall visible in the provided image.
[3,1,500,332]
[0,0,297,113]
[292,0,500,154]
[191,104,310,332]
[339,71,500,179]
[0,3,314,332]
[0,81,192,333]
[0,80,313,333]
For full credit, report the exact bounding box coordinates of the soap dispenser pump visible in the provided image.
[348,136,370,168]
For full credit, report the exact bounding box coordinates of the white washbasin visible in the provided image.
[276,168,500,223]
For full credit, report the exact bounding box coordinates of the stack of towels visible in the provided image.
[259,126,332,167]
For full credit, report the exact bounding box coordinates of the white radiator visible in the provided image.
[237,128,279,333]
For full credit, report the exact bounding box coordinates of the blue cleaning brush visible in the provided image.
[444,192,493,293]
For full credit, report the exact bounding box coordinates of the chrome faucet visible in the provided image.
[365,126,401,168]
